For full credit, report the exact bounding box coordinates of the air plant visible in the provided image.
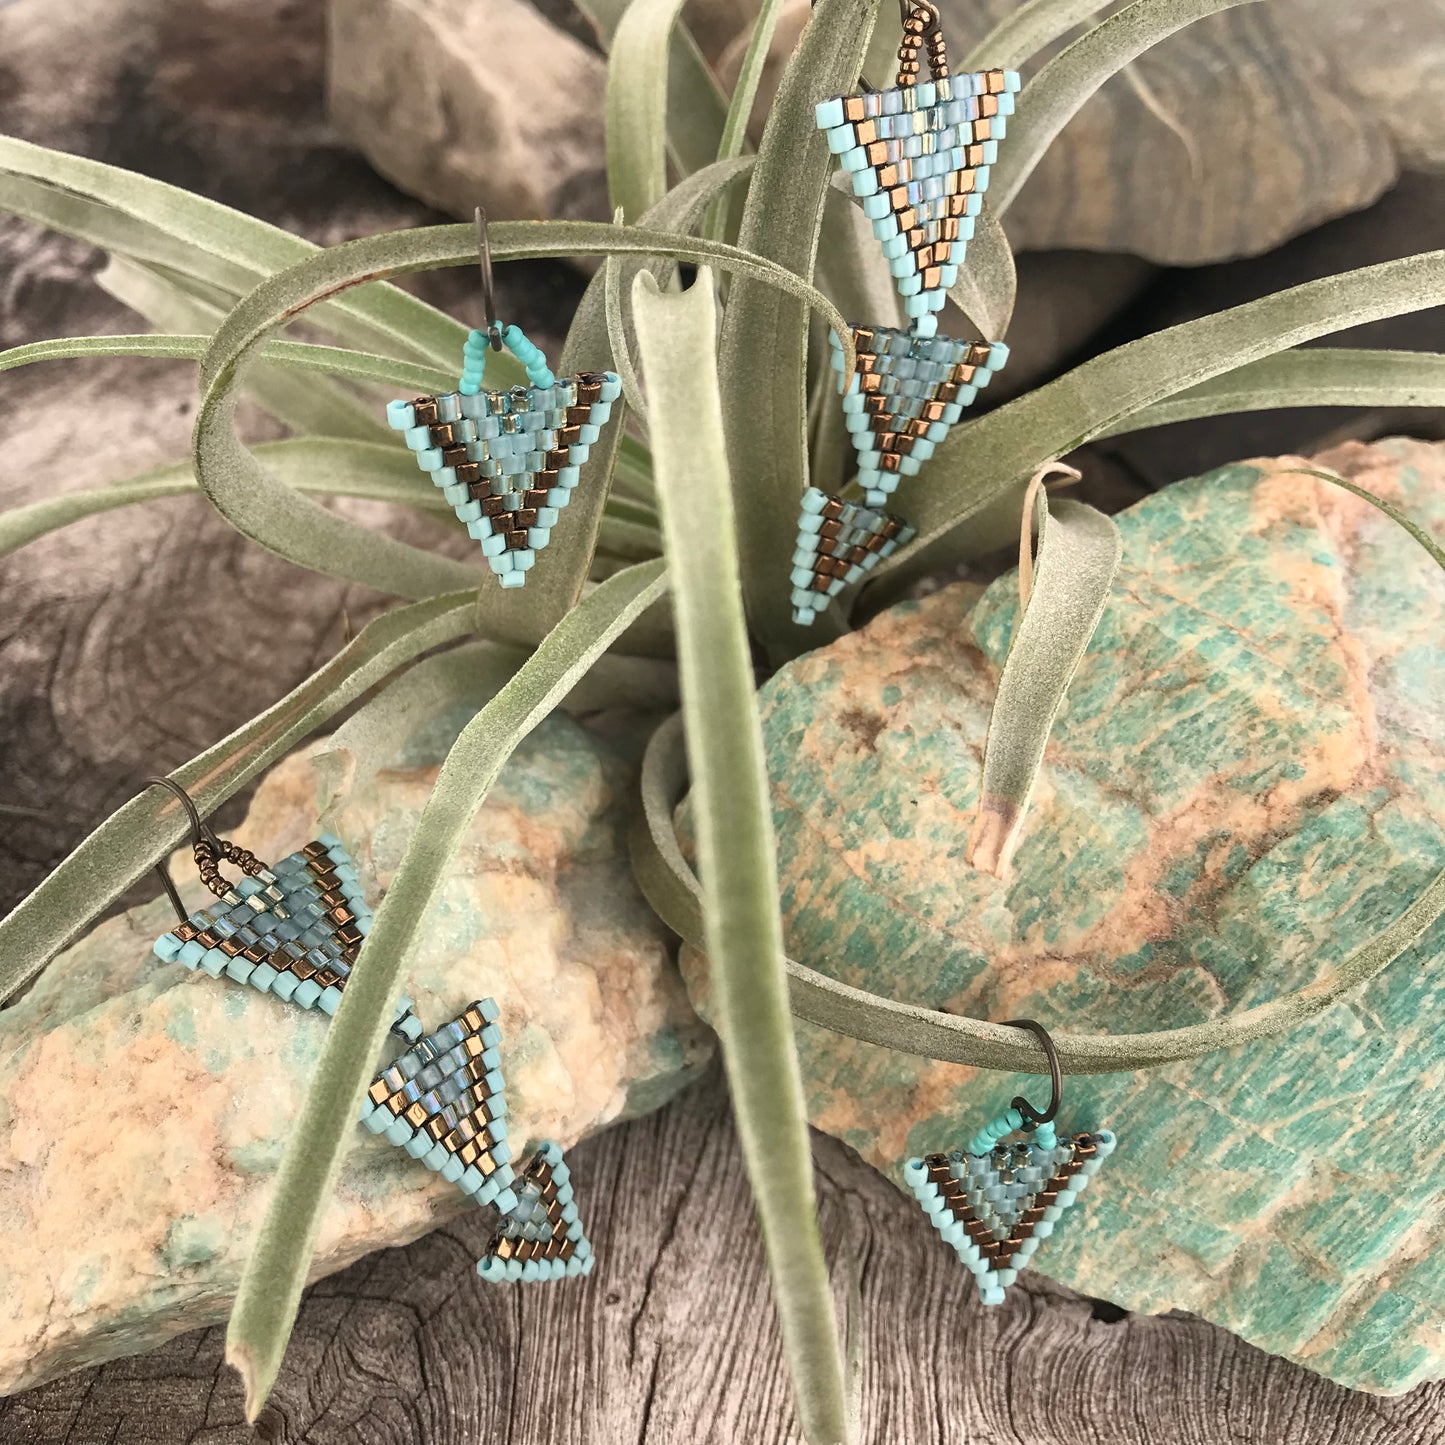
[1,0,1442,1440]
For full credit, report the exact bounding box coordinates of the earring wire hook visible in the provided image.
[1002,1018,1062,1127]
[143,775,223,923]
[474,206,504,352]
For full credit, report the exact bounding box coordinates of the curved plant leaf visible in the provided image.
[631,472,1445,1074]
[967,491,1121,877]
[633,270,847,1445]
[192,218,852,632]
[880,250,1445,587]
[987,0,1261,220]
[0,333,454,394]
[1100,348,1445,436]
[717,0,880,656]
[226,558,668,1419]
[578,0,729,181]
[0,439,450,560]
[945,201,1017,339]
[963,0,1115,70]
[0,590,481,1002]
[606,0,696,221]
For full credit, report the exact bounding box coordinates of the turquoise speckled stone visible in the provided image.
[683,441,1445,1393]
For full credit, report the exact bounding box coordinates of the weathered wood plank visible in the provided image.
[4,1070,1444,1444]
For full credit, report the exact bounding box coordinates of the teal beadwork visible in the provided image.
[359,998,517,1210]
[813,69,1020,325]
[905,1126,1116,1304]
[477,1140,594,1283]
[387,367,622,589]
[791,486,916,627]
[151,834,424,1041]
[831,323,1009,504]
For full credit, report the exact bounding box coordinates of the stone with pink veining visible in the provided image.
[684,439,1445,1393]
[0,710,713,1395]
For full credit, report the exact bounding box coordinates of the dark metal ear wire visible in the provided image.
[474,206,504,352]
[1002,1018,1062,1127]
[144,776,264,919]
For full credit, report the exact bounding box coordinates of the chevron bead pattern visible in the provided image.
[791,486,915,626]
[905,1125,1116,1305]
[814,69,1020,327]
[152,832,423,1041]
[359,999,518,1210]
[386,372,623,588]
[478,1141,593,1282]
[831,323,1008,504]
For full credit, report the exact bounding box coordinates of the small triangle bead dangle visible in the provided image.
[814,2,1020,332]
[831,323,1009,506]
[385,208,622,589]
[904,1020,1116,1304]
[477,1141,594,1282]
[147,777,424,1041]
[791,486,915,626]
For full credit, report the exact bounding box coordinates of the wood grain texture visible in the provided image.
[4,1069,1445,1445]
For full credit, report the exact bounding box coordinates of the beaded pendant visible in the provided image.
[387,370,622,589]
[905,1112,1116,1304]
[478,1141,594,1283]
[814,17,1020,334]
[152,831,424,1041]
[831,324,1009,506]
[790,485,915,626]
[359,999,519,1211]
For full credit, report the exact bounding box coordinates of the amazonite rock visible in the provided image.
[686,438,1445,1393]
[0,708,713,1396]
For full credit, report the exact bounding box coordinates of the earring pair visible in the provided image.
[795,1,1019,625]
[146,777,592,1283]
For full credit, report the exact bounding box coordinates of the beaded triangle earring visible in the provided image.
[477,1141,594,1282]
[813,4,1020,332]
[358,998,519,1211]
[386,209,622,589]
[147,777,424,1041]
[904,1021,1116,1304]
[144,779,594,1281]
[790,486,915,626]
[830,324,1009,507]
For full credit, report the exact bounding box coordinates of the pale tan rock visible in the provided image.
[0,711,713,1395]
[326,0,610,222]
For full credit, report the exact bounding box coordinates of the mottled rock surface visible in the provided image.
[327,0,611,224]
[687,438,1445,1393]
[0,710,713,1396]
[326,0,1443,263]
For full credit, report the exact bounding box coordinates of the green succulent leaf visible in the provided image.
[0,439,453,560]
[606,0,696,220]
[883,250,1445,587]
[633,269,848,1445]
[963,0,1116,70]
[968,491,1121,877]
[1100,348,1445,436]
[718,0,880,656]
[0,591,481,1003]
[578,0,729,181]
[988,0,1261,220]
[226,558,668,1420]
[0,135,492,376]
